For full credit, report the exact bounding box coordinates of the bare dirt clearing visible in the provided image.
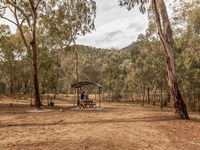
[0,96,200,150]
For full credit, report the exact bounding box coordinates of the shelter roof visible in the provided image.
[71,81,103,88]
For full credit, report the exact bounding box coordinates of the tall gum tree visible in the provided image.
[40,0,96,104]
[0,25,14,94]
[40,0,96,82]
[55,0,96,82]
[0,0,46,107]
[64,0,96,104]
[119,0,189,119]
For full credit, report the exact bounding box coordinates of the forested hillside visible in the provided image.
[0,0,199,113]
[0,0,200,149]
[0,24,199,112]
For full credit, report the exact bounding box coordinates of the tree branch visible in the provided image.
[13,6,30,50]
[20,18,26,27]
[5,0,31,27]
[36,0,42,9]
[28,0,35,10]
[0,15,17,26]
[152,0,167,56]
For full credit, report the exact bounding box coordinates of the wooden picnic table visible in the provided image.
[83,100,95,108]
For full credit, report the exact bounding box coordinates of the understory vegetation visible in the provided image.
[0,0,199,113]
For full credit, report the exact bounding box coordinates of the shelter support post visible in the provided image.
[74,89,76,107]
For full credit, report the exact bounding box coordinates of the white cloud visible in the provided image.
[77,0,148,49]
[0,10,17,32]
[0,0,149,49]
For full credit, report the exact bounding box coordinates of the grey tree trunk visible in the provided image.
[197,90,200,112]
[10,0,42,108]
[74,46,79,82]
[73,41,80,105]
[160,80,163,108]
[31,39,41,107]
[147,86,150,104]
[30,10,41,108]
[152,0,189,119]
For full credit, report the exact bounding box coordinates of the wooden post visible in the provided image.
[99,87,101,108]
[95,89,97,102]
[160,80,163,108]
[77,88,80,105]
[74,89,75,107]
[147,86,150,104]
[30,84,33,106]
[125,91,127,106]
[197,90,200,112]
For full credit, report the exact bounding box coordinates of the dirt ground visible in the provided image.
[0,95,200,150]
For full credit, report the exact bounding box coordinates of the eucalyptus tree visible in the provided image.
[1,38,17,93]
[171,0,200,111]
[42,0,96,82]
[119,0,189,119]
[126,34,158,105]
[0,25,14,93]
[64,0,96,82]
[0,25,28,94]
[0,0,48,107]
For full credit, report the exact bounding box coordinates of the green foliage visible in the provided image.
[40,0,96,52]
[119,0,149,13]
[188,7,200,35]
[0,0,199,111]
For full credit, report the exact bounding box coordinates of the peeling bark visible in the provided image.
[152,0,189,119]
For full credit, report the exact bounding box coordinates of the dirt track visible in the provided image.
[0,96,200,150]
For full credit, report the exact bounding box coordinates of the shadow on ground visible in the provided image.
[1,115,199,128]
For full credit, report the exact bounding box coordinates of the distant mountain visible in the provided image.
[121,42,136,51]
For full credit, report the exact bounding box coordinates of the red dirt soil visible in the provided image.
[0,95,200,150]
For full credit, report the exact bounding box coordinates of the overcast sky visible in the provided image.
[77,0,148,49]
[0,0,149,49]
